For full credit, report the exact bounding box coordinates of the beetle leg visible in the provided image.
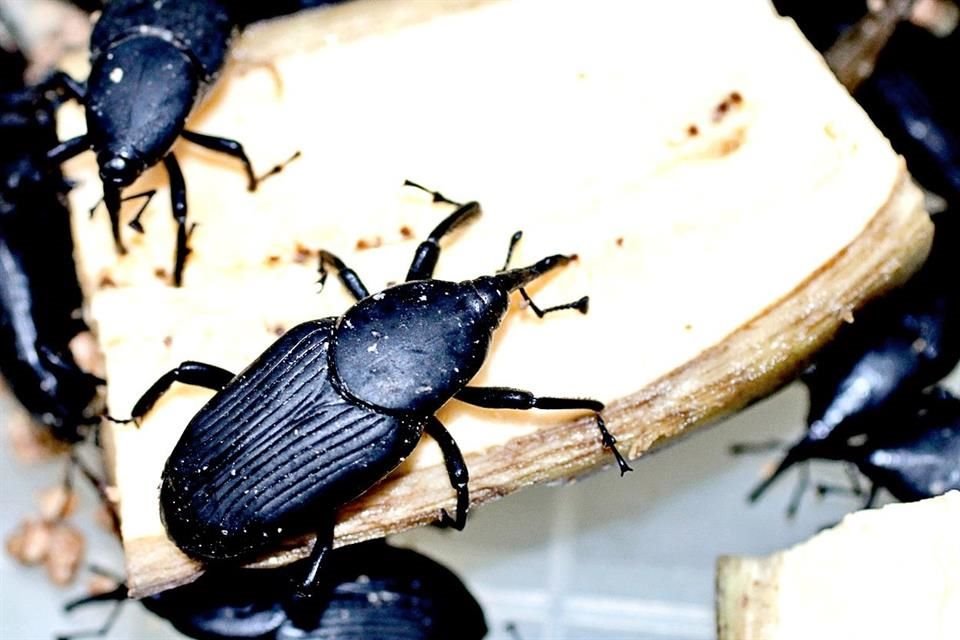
[180,130,260,191]
[162,153,191,287]
[729,439,785,455]
[125,361,235,421]
[785,463,811,519]
[405,197,481,281]
[294,518,335,599]
[317,251,370,300]
[425,417,470,530]
[57,591,128,640]
[456,387,633,475]
[39,70,87,102]
[47,134,90,165]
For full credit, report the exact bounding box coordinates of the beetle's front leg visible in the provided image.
[39,70,87,102]
[425,417,469,530]
[403,181,480,282]
[456,386,632,475]
[118,361,235,422]
[317,251,370,301]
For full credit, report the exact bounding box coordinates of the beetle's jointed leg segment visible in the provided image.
[181,130,259,192]
[456,386,632,475]
[425,417,469,530]
[124,361,236,421]
[404,182,480,282]
[317,251,370,301]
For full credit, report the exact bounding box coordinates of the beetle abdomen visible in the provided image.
[160,319,426,561]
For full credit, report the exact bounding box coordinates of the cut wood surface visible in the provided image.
[56,0,932,596]
[716,492,960,639]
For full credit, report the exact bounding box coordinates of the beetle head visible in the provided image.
[97,148,145,188]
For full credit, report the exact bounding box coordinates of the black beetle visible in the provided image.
[44,0,289,286]
[1,59,102,443]
[740,209,959,511]
[807,386,960,509]
[60,540,488,640]
[119,182,629,593]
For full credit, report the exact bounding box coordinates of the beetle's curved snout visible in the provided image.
[97,150,144,188]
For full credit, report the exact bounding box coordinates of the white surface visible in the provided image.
[2,380,901,640]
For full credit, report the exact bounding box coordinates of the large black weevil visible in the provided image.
[60,540,488,640]
[741,209,959,513]
[44,0,293,286]
[1,49,102,443]
[117,182,630,595]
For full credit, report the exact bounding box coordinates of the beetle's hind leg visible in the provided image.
[115,361,235,423]
[404,182,481,281]
[317,251,370,301]
[456,387,632,475]
[290,517,335,615]
[425,417,470,530]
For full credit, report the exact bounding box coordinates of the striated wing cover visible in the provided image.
[160,318,427,561]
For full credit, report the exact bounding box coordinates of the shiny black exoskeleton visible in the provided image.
[45,0,271,286]
[842,387,960,505]
[0,53,102,443]
[743,210,960,509]
[60,540,488,640]
[122,183,629,592]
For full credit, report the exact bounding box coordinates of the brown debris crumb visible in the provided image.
[356,236,383,250]
[267,255,282,265]
[98,275,116,289]
[45,523,85,586]
[615,237,624,247]
[293,244,313,264]
[271,325,286,336]
[162,336,173,348]
[6,519,52,565]
[153,267,168,279]
[7,411,70,463]
[687,124,699,137]
[400,225,415,240]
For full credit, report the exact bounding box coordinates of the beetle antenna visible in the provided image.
[253,150,301,183]
[403,179,461,206]
[499,231,523,272]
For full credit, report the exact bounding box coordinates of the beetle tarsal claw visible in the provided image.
[597,416,632,476]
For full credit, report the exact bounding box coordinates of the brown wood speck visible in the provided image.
[356,236,383,250]
[293,244,313,264]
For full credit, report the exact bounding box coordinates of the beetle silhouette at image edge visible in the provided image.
[116,181,631,596]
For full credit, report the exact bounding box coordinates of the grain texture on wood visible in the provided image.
[56,0,933,595]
